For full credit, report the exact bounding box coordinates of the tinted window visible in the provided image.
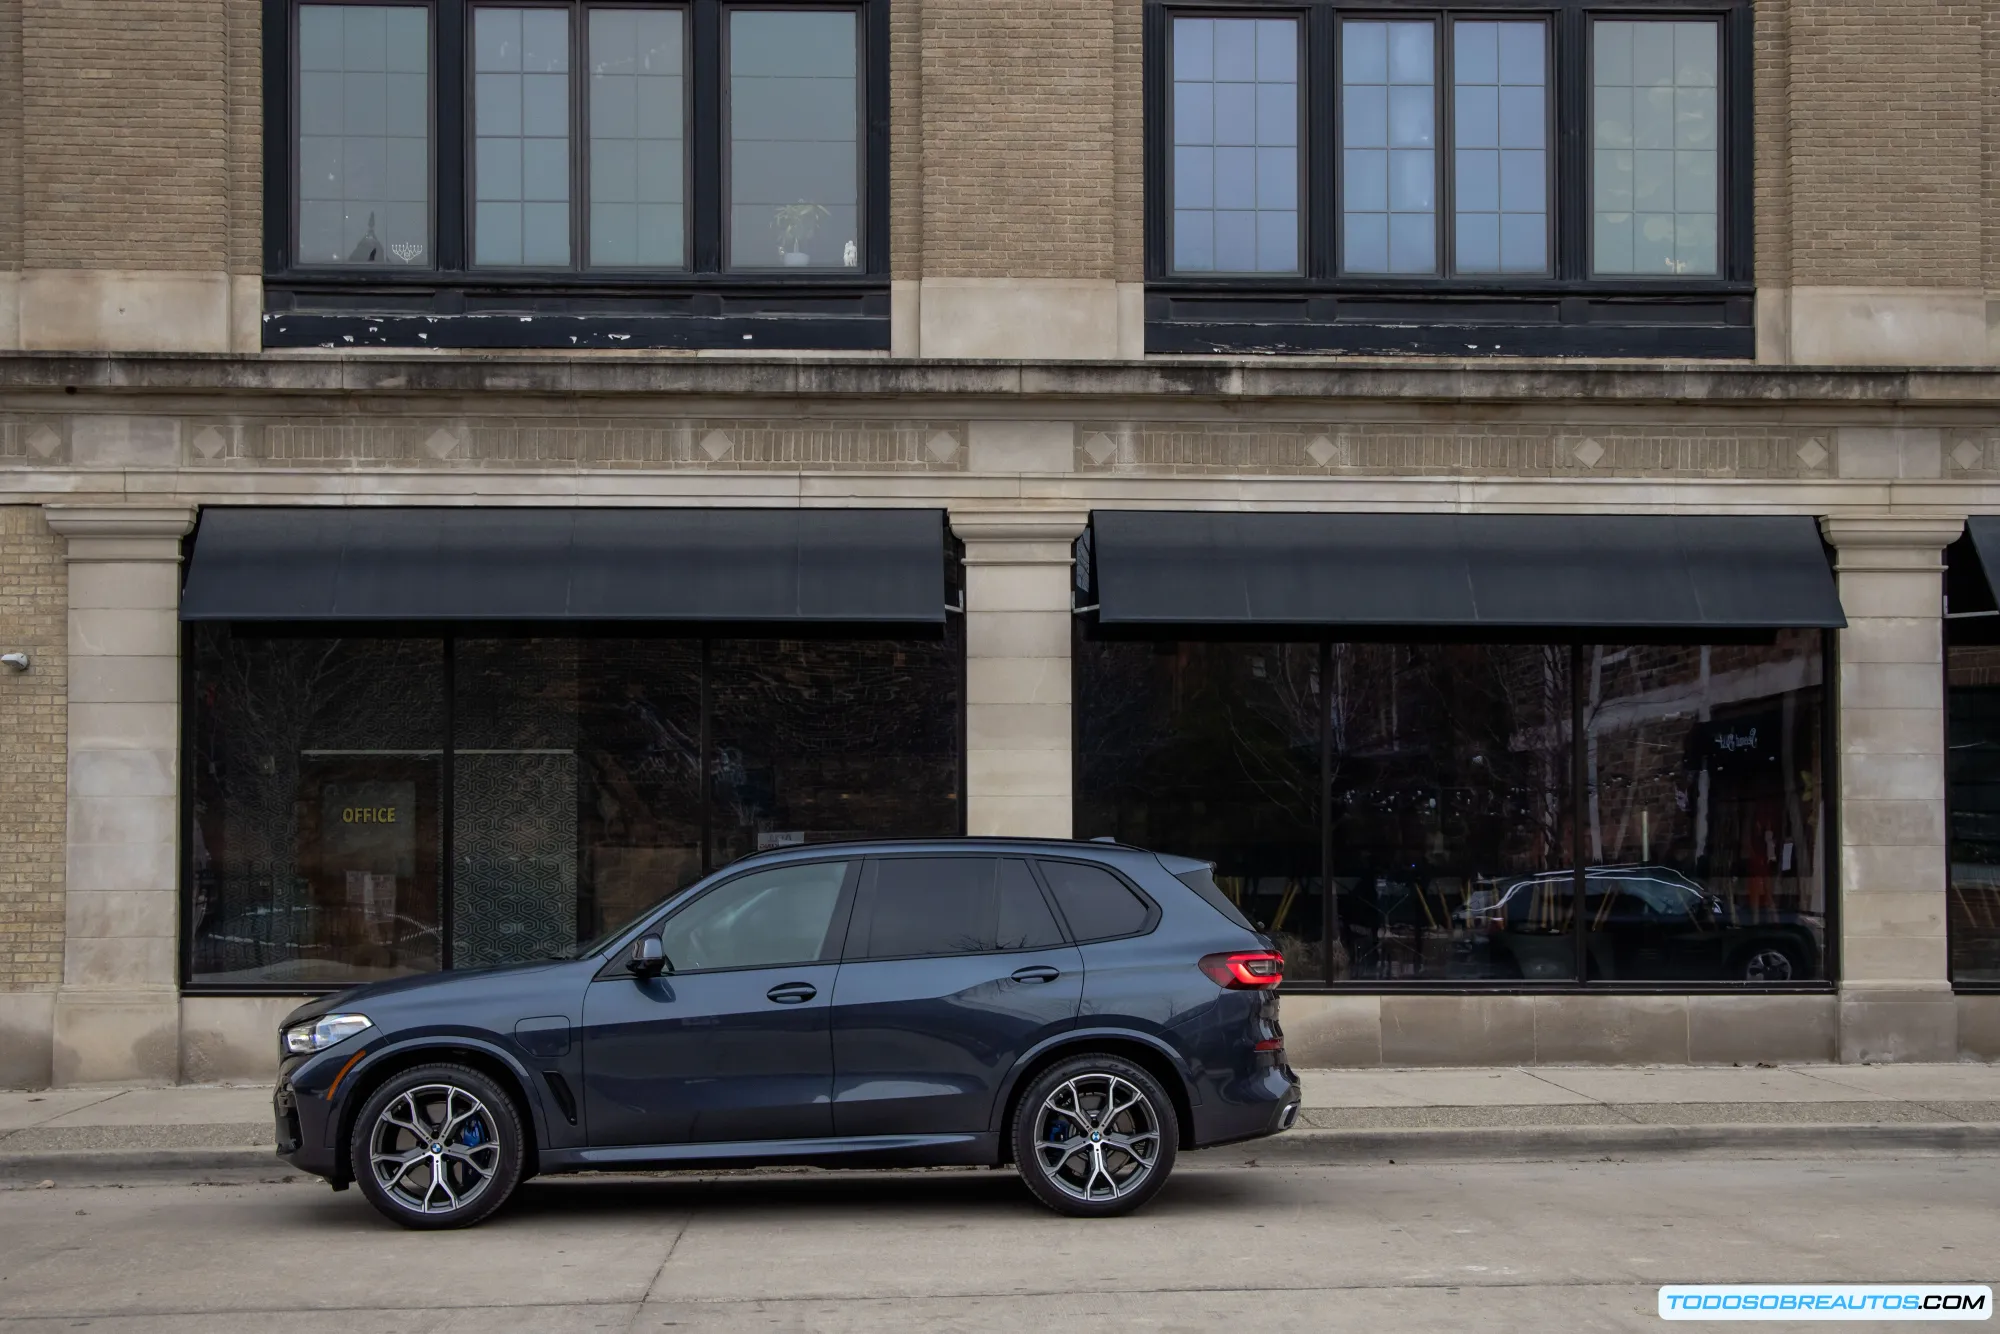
[1172,863,1256,932]
[660,860,849,971]
[853,857,1064,959]
[1040,861,1153,941]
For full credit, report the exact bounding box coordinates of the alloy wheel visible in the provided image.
[1742,948,1796,982]
[367,1083,502,1216]
[1033,1073,1162,1204]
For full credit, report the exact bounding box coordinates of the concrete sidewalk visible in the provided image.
[2,1064,1997,1185]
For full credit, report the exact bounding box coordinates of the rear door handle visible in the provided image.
[1011,965,1061,984]
[766,982,817,1004]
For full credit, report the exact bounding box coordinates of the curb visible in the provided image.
[1211,1122,2000,1166]
[5,1121,1997,1186]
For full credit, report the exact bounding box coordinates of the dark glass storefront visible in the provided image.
[1077,631,1830,987]
[187,627,962,987]
[1946,523,2000,987]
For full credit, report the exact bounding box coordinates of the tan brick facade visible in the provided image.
[0,506,66,990]
[0,0,21,273]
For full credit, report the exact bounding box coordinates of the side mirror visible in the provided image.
[628,935,668,978]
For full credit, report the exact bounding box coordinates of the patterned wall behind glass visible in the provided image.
[453,640,580,967]
[588,8,687,268]
[1592,20,1718,276]
[1342,20,1436,274]
[296,5,431,266]
[474,7,573,266]
[727,9,859,270]
[1169,17,1299,274]
[1947,643,2000,985]
[1452,20,1547,274]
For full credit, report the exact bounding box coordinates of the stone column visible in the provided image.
[45,505,196,1085]
[952,511,1087,837]
[1820,515,1964,1062]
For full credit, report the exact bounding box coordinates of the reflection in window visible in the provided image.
[189,629,445,986]
[474,7,572,266]
[663,860,849,970]
[1342,19,1436,275]
[1592,19,1718,276]
[587,8,687,268]
[1580,636,1826,981]
[1170,16,1299,274]
[727,9,859,270]
[296,4,431,266]
[1948,644,2000,984]
[1452,20,1547,274]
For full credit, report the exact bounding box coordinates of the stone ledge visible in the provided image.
[4,352,2000,406]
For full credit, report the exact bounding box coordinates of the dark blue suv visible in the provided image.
[274,839,1301,1228]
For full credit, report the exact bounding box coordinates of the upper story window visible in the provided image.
[265,0,887,350]
[1145,1,1749,358]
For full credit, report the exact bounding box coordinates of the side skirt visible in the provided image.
[540,1131,1001,1174]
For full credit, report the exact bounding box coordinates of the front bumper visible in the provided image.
[275,1067,343,1182]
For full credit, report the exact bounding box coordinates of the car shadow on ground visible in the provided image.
[286,1159,1273,1230]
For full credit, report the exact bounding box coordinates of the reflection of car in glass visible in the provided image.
[1464,865,1820,982]
[192,903,441,985]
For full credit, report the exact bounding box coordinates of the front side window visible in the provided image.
[1148,1,1747,355]
[660,860,850,971]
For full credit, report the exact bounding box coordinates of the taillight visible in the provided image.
[1199,950,1284,990]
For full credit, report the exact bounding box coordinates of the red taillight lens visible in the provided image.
[1199,950,1285,990]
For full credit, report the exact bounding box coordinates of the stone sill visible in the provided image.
[2,351,2000,406]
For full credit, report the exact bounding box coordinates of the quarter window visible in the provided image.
[1039,862,1154,942]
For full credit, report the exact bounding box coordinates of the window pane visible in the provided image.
[1076,641,1325,975]
[998,859,1065,950]
[189,628,444,986]
[857,858,998,959]
[1170,16,1298,274]
[707,634,961,868]
[474,6,572,267]
[1949,644,2000,984]
[1342,20,1434,274]
[662,860,849,971]
[727,9,859,270]
[1582,636,1827,982]
[1040,862,1151,942]
[296,4,431,267]
[1330,645,1573,982]
[1453,20,1547,274]
[588,7,686,268]
[1592,20,1718,276]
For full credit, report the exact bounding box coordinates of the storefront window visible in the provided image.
[1948,644,2000,985]
[1075,629,1830,988]
[188,625,959,987]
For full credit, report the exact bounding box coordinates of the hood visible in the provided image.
[279,958,571,1030]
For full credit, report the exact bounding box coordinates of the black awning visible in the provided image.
[1088,511,1845,630]
[181,507,949,623]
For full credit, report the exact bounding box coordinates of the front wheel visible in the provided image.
[349,1063,524,1230]
[1012,1055,1179,1218]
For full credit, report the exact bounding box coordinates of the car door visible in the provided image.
[830,855,1082,1138]
[581,858,857,1148]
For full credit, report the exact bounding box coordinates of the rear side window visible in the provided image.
[1173,864,1256,932]
[1038,860,1154,942]
[851,856,1065,959]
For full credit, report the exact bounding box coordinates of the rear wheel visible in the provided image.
[1012,1054,1178,1218]
[350,1063,524,1230]
[1738,942,1804,983]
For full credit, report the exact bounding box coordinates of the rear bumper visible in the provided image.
[1190,1063,1301,1149]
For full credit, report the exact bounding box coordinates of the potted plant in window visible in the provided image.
[771,202,829,267]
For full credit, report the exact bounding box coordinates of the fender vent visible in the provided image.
[542,1070,578,1125]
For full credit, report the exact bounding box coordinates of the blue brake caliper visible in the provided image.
[461,1118,485,1149]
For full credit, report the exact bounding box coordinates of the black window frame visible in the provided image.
[263,0,892,350]
[1143,0,1755,357]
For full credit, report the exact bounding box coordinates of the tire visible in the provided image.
[1012,1054,1179,1218]
[349,1063,525,1230]
[1736,941,1805,983]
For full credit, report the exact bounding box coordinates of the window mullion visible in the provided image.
[1308,5,1337,281]
[1436,11,1452,278]
[437,0,468,271]
[1554,5,1585,281]
[571,3,586,272]
[690,0,723,273]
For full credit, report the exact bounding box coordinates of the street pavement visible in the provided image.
[0,1155,1994,1332]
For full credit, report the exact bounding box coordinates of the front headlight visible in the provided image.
[283,1012,373,1055]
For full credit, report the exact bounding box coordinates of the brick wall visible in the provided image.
[22,0,228,270]
[0,0,19,271]
[1752,0,1789,290]
[1113,0,1142,285]
[226,0,259,275]
[890,0,921,280]
[918,0,1116,280]
[0,507,66,990]
[1987,0,1999,293]
[1787,0,1984,289]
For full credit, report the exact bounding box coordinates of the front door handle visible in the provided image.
[766,982,818,1004]
[1011,965,1061,984]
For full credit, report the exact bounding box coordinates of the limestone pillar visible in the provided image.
[1820,515,1964,1062]
[45,505,196,1084]
[952,511,1087,837]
